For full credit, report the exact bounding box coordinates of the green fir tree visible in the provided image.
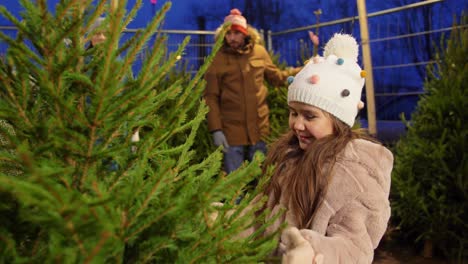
[0,0,281,262]
[391,16,467,262]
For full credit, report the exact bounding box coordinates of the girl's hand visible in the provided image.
[280,227,324,264]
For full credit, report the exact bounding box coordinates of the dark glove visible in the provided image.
[212,130,229,150]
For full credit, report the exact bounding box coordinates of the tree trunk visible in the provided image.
[422,239,433,258]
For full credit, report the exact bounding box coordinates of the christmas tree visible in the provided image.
[0,0,280,262]
[391,16,467,261]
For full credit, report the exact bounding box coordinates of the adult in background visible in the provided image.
[203,8,301,174]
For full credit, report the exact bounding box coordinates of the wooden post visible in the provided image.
[356,0,377,136]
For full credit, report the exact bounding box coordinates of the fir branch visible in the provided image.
[0,0,283,261]
[82,1,108,41]
[0,31,43,73]
[175,26,225,109]
[89,181,113,220]
[0,78,33,129]
[140,239,174,264]
[125,204,176,243]
[55,0,91,22]
[121,0,142,32]
[173,105,208,169]
[83,231,111,264]
[136,35,167,89]
[65,220,86,254]
[18,0,50,57]
[92,26,124,114]
[181,141,222,175]
[125,168,173,233]
[144,36,190,90]
[107,155,141,192]
[0,232,16,257]
[0,173,61,206]
[117,2,171,81]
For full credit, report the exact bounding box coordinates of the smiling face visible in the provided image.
[288,101,334,150]
[225,29,246,50]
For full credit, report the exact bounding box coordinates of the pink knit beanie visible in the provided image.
[224,8,248,35]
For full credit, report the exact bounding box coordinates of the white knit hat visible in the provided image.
[287,33,366,127]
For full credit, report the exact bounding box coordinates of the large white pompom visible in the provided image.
[323,33,359,62]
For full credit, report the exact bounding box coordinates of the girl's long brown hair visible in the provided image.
[261,113,377,229]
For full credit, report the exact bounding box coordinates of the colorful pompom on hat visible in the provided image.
[287,33,366,127]
[224,8,248,35]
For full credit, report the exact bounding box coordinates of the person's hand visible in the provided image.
[207,202,224,228]
[206,202,236,228]
[280,227,324,264]
[212,131,229,150]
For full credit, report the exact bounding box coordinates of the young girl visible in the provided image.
[84,17,140,167]
[259,33,394,263]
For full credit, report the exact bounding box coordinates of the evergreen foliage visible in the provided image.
[0,0,280,262]
[391,16,467,262]
[265,52,289,144]
[159,65,214,166]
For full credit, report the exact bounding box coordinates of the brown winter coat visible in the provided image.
[203,27,297,146]
[241,139,393,263]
